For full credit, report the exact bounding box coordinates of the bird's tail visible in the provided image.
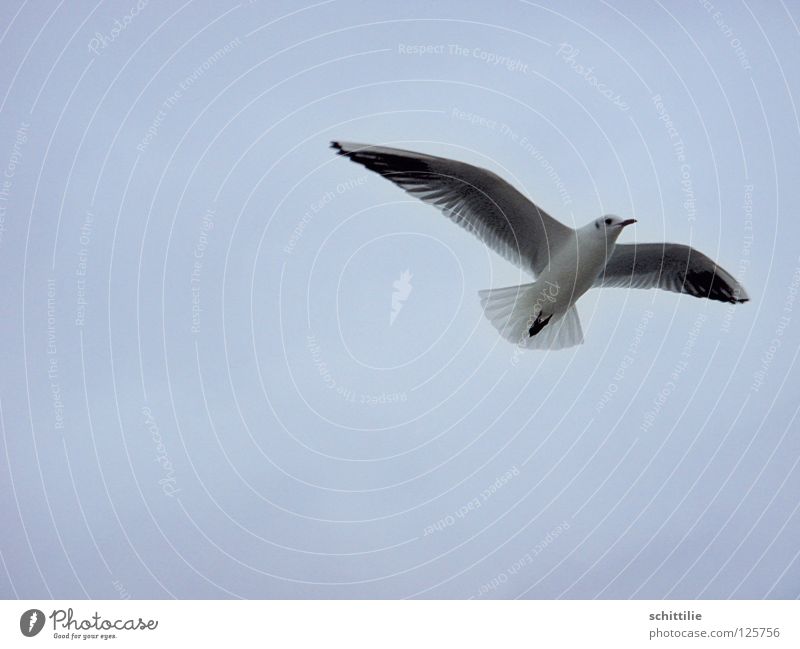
[478,283,584,350]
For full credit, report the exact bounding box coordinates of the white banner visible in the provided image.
[0,600,796,647]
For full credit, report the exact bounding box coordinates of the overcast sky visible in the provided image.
[1,0,799,599]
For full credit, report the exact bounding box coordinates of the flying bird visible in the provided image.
[331,141,749,350]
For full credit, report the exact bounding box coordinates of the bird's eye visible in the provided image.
[604,218,612,225]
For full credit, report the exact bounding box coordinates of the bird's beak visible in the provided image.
[617,219,637,228]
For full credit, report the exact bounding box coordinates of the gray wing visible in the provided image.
[595,242,749,304]
[331,141,572,274]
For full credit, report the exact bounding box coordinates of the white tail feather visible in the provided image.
[478,283,584,350]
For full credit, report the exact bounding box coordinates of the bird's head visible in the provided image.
[591,214,637,240]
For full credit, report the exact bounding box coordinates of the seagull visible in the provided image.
[331,141,749,350]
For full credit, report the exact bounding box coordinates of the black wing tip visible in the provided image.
[684,290,749,305]
[682,267,751,305]
[330,140,372,155]
[330,140,359,157]
[682,285,749,304]
[709,291,751,305]
[719,282,750,304]
[717,295,749,304]
[329,141,433,180]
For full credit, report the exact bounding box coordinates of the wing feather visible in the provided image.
[595,242,749,304]
[331,141,572,274]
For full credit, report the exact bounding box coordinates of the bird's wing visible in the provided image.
[594,242,749,303]
[331,141,572,274]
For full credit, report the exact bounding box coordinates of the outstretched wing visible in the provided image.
[595,242,749,304]
[331,141,572,274]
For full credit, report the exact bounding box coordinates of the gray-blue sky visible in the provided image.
[0,0,798,599]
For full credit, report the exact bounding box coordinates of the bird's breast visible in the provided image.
[537,235,612,309]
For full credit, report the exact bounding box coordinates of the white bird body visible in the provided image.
[478,215,636,348]
[332,141,749,350]
[534,221,625,318]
